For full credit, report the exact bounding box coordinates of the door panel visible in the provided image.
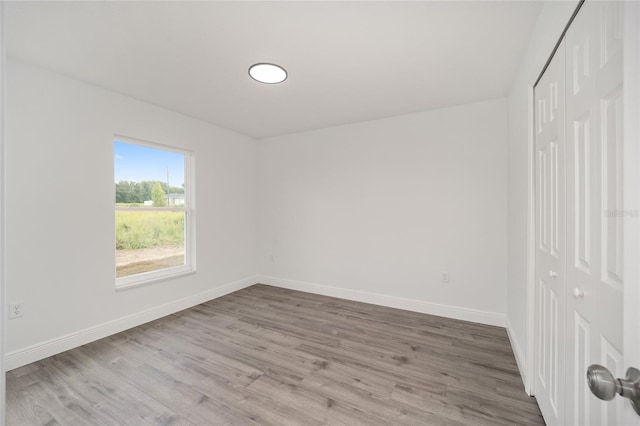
[574,311,591,425]
[565,1,624,424]
[601,89,623,289]
[534,39,566,426]
[600,335,625,425]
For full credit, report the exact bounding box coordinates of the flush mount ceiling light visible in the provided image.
[248,63,288,84]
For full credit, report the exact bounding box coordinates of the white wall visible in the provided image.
[506,1,578,384]
[257,98,508,325]
[5,60,258,368]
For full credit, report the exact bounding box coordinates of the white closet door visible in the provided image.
[534,39,567,426]
[565,1,624,425]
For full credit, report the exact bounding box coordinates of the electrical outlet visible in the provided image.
[9,302,23,319]
[441,272,450,283]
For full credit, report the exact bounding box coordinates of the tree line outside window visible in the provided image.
[115,180,184,205]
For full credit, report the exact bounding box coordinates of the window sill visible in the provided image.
[115,265,196,292]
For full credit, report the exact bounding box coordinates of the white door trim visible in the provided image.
[525,83,536,396]
[0,0,7,423]
[622,1,640,424]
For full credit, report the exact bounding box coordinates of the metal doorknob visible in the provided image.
[587,364,640,415]
[573,288,584,298]
[549,270,558,278]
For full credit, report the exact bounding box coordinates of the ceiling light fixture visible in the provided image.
[248,63,287,84]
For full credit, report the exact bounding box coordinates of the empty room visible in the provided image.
[1,1,640,425]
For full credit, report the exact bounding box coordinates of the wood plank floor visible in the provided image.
[6,284,544,425]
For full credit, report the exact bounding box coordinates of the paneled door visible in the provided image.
[534,39,567,426]
[565,1,624,425]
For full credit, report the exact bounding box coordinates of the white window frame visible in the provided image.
[114,135,196,290]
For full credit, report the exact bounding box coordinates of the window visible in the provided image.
[114,137,194,289]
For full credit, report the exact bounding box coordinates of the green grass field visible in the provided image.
[115,210,184,250]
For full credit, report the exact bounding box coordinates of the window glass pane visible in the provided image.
[114,140,187,279]
[114,141,185,207]
[115,210,185,278]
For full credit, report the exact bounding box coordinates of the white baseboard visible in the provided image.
[5,275,258,371]
[6,275,508,371]
[506,317,528,392]
[258,275,505,327]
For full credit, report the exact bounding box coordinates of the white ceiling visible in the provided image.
[6,1,541,139]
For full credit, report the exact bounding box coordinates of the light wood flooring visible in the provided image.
[7,284,544,425]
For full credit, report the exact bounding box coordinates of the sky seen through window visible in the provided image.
[114,140,185,187]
